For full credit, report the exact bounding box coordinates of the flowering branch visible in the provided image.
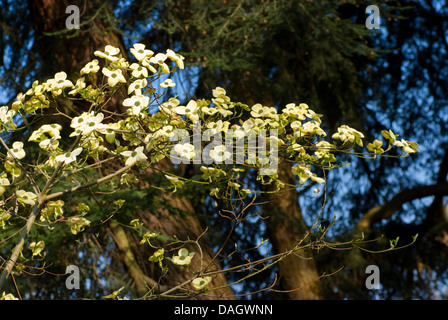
[0,42,420,298]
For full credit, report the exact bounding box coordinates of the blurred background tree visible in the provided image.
[1,0,447,299]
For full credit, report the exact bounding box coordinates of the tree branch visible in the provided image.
[0,202,42,290]
[355,184,448,232]
[44,163,132,201]
[109,220,164,295]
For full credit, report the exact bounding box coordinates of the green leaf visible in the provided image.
[390,236,399,248]
[104,286,125,299]
[113,199,125,209]
[148,248,164,262]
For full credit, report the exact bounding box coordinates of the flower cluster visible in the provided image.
[0,41,420,217]
[0,42,420,298]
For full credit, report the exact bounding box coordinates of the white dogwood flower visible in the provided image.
[70,112,92,130]
[8,141,26,160]
[54,72,74,90]
[29,124,62,142]
[172,248,195,266]
[0,106,16,125]
[80,59,100,75]
[282,103,307,120]
[192,277,212,290]
[160,78,176,88]
[201,106,218,115]
[332,124,364,146]
[206,120,229,135]
[175,100,199,121]
[173,143,196,160]
[68,77,86,95]
[129,63,148,78]
[94,45,120,62]
[78,113,108,136]
[55,147,83,165]
[16,190,37,206]
[393,139,419,154]
[39,137,59,150]
[121,146,147,166]
[123,95,149,116]
[46,72,73,95]
[130,43,154,61]
[209,145,232,163]
[102,68,126,87]
[250,103,269,118]
[0,174,10,196]
[148,53,170,74]
[128,78,147,95]
[166,49,185,70]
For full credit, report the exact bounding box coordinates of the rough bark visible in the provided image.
[263,163,323,299]
[28,0,233,299]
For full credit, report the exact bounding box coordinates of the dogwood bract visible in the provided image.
[55,147,83,165]
[121,146,148,166]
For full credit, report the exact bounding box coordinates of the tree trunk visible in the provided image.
[28,0,233,299]
[263,164,323,299]
[209,82,324,299]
